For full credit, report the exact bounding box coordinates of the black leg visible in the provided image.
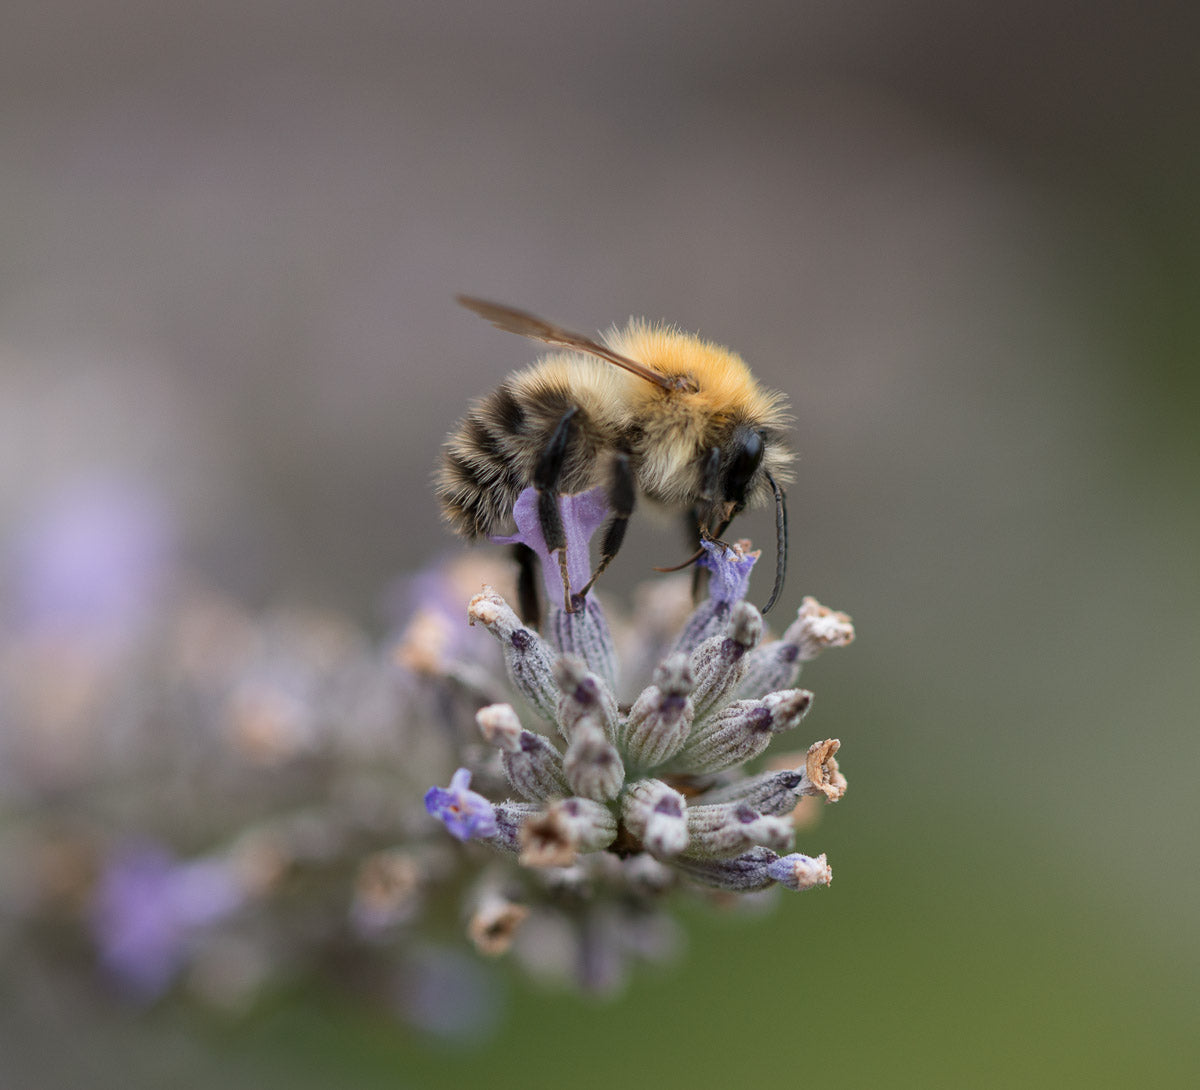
[698,446,721,508]
[533,408,577,613]
[579,453,635,598]
[512,542,541,627]
[695,445,736,550]
[685,507,709,603]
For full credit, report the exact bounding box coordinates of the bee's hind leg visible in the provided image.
[511,542,542,628]
[579,453,635,598]
[534,407,577,613]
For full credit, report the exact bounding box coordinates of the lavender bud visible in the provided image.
[766,852,832,891]
[554,656,618,743]
[620,653,694,769]
[735,640,802,700]
[562,717,624,801]
[688,601,763,722]
[476,704,570,802]
[670,540,759,657]
[489,801,541,853]
[621,853,677,897]
[468,588,559,724]
[518,797,617,867]
[738,597,854,698]
[693,767,807,816]
[681,801,796,859]
[672,846,781,892]
[532,861,594,900]
[547,596,618,693]
[620,780,690,858]
[671,688,813,774]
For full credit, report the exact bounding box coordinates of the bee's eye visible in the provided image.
[725,429,765,504]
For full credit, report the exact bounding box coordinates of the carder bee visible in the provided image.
[437,297,793,624]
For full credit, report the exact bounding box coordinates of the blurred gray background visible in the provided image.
[2,1,1198,1086]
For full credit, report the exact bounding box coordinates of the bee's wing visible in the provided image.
[457,296,687,392]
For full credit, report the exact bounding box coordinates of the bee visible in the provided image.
[437,297,793,624]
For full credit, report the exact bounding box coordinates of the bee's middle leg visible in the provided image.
[534,407,577,613]
[579,452,635,598]
[683,507,710,603]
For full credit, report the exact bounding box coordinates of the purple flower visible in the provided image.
[493,485,610,607]
[697,538,759,606]
[424,768,498,841]
[766,851,832,891]
[90,842,243,1000]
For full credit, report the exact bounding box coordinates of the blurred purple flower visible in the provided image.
[8,477,173,638]
[424,768,498,841]
[384,556,505,675]
[90,841,243,1000]
[396,946,501,1043]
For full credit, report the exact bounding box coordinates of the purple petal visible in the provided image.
[493,486,610,607]
[425,768,499,841]
[90,842,242,1000]
[697,539,758,605]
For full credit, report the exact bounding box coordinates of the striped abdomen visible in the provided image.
[437,376,620,540]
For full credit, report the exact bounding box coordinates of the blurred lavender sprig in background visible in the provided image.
[0,478,853,1031]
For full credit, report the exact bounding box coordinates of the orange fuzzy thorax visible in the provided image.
[606,320,789,426]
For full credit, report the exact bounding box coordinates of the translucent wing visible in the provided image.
[457,296,690,392]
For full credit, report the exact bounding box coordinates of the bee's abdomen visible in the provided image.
[437,382,552,539]
[437,378,613,540]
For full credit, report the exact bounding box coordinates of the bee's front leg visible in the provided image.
[579,452,635,599]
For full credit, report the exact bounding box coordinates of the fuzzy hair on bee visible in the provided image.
[437,297,795,621]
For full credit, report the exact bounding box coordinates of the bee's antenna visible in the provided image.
[762,471,788,615]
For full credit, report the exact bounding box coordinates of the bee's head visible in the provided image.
[695,425,766,530]
[699,424,788,615]
[720,425,766,516]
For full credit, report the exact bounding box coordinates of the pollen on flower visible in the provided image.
[467,589,505,628]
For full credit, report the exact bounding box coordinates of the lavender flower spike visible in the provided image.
[492,485,618,686]
[424,768,499,841]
